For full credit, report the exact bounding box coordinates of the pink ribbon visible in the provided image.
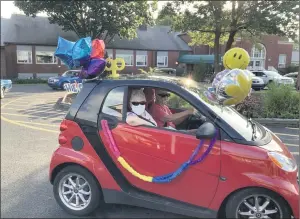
[100,120,120,157]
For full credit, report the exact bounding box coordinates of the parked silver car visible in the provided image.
[250,72,265,90]
[284,72,298,87]
[252,70,294,86]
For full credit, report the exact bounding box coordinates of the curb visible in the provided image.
[254,118,299,128]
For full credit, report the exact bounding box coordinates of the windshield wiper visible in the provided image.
[247,118,257,141]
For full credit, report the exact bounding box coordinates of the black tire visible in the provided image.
[225,188,291,219]
[53,165,102,216]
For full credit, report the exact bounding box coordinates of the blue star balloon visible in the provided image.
[72,37,92,68]
[54,37,75,69]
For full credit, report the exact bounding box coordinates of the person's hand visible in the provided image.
[187,108,195,115]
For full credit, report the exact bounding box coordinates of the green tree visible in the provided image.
[156,2,176,26]
[162,1,299,73]
[14,0,157,43]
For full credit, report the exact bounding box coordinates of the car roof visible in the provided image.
[84,73,204,91]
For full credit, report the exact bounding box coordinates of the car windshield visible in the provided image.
[62,71,78,77]
[177,78,262,141]
[264,71,281,77]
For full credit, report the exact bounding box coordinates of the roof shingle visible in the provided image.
[1,14,191,51]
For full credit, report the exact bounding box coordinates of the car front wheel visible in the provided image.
[53,165,102,216]
[225,188,291,219]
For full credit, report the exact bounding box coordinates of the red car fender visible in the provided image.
[209,172,299,218]
[49,147,121,191]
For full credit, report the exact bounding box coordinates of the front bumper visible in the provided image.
[251,83,265,89]
[47,82,60,88]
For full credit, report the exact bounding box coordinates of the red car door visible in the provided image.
[99,123,221,208]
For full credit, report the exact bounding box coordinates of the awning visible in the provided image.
[178,54,222,64]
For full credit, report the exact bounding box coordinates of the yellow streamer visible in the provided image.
[117,157,153,182]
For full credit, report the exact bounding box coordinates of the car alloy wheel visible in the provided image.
[58,173,92,211]
[236,195,282,219]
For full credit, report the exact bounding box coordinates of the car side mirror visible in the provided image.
[196,122,216,139]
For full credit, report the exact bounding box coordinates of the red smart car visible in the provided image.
[49,75,299,218]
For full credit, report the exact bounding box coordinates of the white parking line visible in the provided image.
[285,143,299,147]
[291,152,299,155]
[286,127,299,130]
[275,133,299,137]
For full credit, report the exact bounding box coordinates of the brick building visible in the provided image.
[1,15,191,79]
[0,14,295,79]
[178,33,294,72]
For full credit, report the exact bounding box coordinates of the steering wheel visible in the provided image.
[186,113,207,130]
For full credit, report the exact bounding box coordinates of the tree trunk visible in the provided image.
[297,71,300,91]
[210,30,221,82]
[225,30,237,52]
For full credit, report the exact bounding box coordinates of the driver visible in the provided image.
[150,89,195,129]
[126,89,157,127]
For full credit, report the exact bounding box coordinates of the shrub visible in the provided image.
[12,79,47,84]
[262,84,300,119]
[192,60,213,82]
[235,93,264,118]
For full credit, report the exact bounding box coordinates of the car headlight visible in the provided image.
[268,152,297,172]
[53,79,59,82]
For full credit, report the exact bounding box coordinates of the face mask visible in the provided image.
[131,104,145,116]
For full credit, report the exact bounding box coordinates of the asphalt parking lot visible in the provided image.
[1,84,299,218]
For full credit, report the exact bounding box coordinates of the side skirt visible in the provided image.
[102,189,217,218]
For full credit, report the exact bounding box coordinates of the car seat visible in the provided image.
[143,88,155,111]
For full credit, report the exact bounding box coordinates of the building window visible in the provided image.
[17,45,32,64]
[157,51,168,67]
[136,51,147,67]
[106,49,113,58]
[116,50,133,66]
[35,46,57,64]
[278,54,286,68]
[248,43,266,70]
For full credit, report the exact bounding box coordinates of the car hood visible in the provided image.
[49,77,62,80]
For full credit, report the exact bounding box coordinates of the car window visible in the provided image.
[72,71,79,77]
[167,92,193,109]
[101,87,125,120]
[62,71,73,77]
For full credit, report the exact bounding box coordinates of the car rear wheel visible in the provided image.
[225,188,291,219]
[53,165,102,216]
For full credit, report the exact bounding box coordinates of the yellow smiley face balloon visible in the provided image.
[223,47,250,70]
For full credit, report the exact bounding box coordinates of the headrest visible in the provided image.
[144,88,155,103]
